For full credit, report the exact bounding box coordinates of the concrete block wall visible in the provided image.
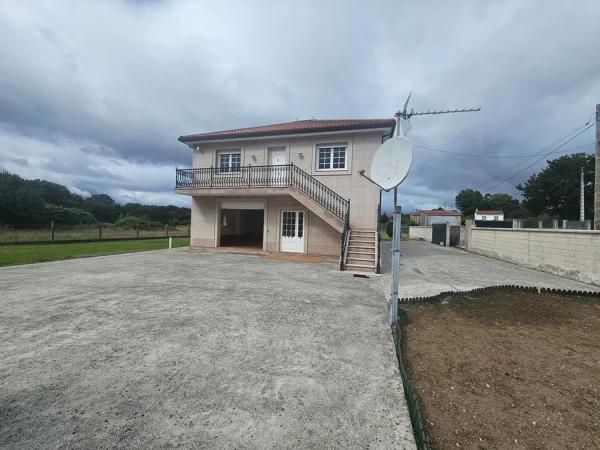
[409,226,432,241]
[467,227,600,286]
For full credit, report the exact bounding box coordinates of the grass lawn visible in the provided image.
[380,228,391,240]
[0,238,190,267]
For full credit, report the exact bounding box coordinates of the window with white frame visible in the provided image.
[217,151,241,173]
[317,144,347,171]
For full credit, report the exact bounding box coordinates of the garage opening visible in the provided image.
[219,209,264,249]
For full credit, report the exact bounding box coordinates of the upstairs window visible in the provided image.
[218,151,241,173]
[317,144,347,171]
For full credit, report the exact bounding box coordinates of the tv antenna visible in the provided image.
[395,91,481,137]
[372,92,481,325]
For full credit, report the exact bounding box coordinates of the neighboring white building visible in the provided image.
[474,209,504,221]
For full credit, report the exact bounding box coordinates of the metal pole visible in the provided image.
[594,104,600,229]
[580,166,585,222]
[389,114,402,325]
[389,191,401,325]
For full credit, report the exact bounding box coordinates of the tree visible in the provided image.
[82,194,121,223]
[517,153,594,219]
[481,193,529,218]
[455,189,484,218]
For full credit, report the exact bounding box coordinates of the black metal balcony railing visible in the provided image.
[175,164,349,220]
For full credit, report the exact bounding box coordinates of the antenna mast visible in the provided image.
[395,91,481,136]
[388,93,480,326]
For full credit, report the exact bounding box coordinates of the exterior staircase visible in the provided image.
[343,230,378,273]
[176,164,380,271]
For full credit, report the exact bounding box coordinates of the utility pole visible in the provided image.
[595,104,600,229]
[580,166,585,222]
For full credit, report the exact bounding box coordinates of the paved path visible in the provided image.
[0,249,415,449]
[381,240,599,298]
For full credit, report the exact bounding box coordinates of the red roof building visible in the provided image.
[179,118,397,143]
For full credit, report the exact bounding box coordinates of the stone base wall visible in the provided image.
[409,226,432,242]
[467,227,600,286]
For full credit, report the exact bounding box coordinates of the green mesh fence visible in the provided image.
[392,308,429,450]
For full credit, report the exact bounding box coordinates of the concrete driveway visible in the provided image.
[0,250,415,449]
[381,240,599,298]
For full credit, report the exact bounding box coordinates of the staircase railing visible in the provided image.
[339,202,350,270]
[176,164,350,221]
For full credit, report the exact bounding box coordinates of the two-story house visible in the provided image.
[174,118,396,272]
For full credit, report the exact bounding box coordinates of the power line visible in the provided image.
[479,112,598,192]
[482,123,594,192]
[413,140,594,159]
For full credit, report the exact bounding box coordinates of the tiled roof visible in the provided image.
[178,118,396,143]
[419,209,462,216]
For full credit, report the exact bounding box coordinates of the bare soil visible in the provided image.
[402,290,600,450]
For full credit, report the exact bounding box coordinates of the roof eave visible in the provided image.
[178,124,395,146]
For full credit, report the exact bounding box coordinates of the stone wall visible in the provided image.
[409,226,432,242]
[466,225,600,286]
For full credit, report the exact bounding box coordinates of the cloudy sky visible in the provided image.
[1,0,599,212]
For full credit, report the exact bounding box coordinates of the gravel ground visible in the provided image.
[0,248,415,449]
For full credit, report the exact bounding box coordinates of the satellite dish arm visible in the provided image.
[358,169,394,192]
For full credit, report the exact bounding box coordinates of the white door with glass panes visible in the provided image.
[268,147,286,185]
[280,210,305,252]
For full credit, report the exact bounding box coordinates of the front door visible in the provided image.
[268,147,286,185]
[280,210,305,253]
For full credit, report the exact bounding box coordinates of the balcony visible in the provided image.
[175,164,349,221]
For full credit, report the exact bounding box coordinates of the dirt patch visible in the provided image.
[402,290,600,450]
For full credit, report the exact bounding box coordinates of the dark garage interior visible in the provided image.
[219,209,264,248]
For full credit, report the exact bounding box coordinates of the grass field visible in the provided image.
[0,238,190,267]
[0,225,190,243]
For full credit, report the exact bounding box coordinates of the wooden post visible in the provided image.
[187,224,191,237]
[165,224,169,237]
[136,223,140,238]
[595,104,600,229]
[50,220,55,242]
[98,223,102,240]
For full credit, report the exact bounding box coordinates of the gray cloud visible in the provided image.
[0,0,598,211]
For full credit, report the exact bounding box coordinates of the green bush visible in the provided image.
[114,214,163,230]
[47,205,98,226]
[386,220,393,238]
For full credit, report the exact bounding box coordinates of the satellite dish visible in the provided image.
[369,136,414,191]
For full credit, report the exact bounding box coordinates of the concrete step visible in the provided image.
[348,245,375,251]
[347,256,375,264]
[345,262,376,271]
[349,239,376,244]
[347,250,375,256]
